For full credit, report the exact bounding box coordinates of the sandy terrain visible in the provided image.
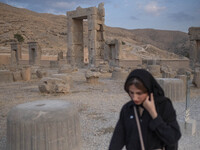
[0,68,200,150]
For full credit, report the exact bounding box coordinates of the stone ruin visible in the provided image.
[104,39,121,67]
[28,42,41,65]
[85,69,101,84]
[188,27,200,67]
[67,3,105,68]
[10,42,22,65]
[7,100,81,150]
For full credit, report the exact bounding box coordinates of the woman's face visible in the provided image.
[128,84,148,105]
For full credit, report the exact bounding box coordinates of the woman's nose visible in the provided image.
[132,94,138,101]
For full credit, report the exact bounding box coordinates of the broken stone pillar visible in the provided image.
[6,100,81,150]
[10,42,22,65]
[28,42,41,65]
[85,70,101,84]
[21,66,31,81]
[111,67,129,81]
[156,78,185,102]
[188,27,200,66]
[0,70,13,83]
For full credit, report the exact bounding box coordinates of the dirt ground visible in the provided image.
[0,68,200,150]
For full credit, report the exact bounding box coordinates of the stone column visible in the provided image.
[7,100,81,150]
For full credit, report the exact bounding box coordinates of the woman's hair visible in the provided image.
[124,77,148,93]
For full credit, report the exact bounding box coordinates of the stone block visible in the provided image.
[85,70,101,84]
[50,61,59,68]
[21,67,31,81]
[38,77,70,94]
[51,74,73,87]
[13,71,22,81]
[156,78,185,102]
[0,70,13,83]
[7,100,81,150]
[111,67,129,81]
[36,69,48,78]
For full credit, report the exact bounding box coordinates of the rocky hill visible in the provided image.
[0,2,67,55]
[0,2,190,58]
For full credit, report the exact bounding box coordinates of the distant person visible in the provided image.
[109,69,181,150]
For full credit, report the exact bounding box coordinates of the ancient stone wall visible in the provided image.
[10,42,22,65]
[104,39,121,67]
[67,3,105,67]
[28,42,41,65]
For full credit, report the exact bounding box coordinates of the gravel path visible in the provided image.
[0,69,200,150]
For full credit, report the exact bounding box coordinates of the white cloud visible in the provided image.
[144,1,165,16]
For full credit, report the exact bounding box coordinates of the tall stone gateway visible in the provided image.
[67,3,105,67]
[188,27,200,66]
[7,100,81,150]
[10,42,22,65]
[28,42,41,65]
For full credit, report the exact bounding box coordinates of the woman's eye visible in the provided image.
[136,92,142,95]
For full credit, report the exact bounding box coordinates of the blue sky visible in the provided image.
[1,0,200,32]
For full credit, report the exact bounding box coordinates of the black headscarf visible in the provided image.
[124,69,165,99]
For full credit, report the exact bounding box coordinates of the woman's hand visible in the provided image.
[143,93,158,119]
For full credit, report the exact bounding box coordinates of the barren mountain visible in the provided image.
[0,2,190,58]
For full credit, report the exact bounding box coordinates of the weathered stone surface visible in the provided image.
[28,42,41,65]
[0,70,13,83]
[36,69,48,78]
[176,75,187,95]
[21,67,31,81]
[162,71,176,78]
[157,78,185,101]
[67,3,105,67]
[50,61,59,68]
[51,74,73,87]
[111,67,129,81]
[7,100,81,150]
[188,27,200,65]
[85,70,101,84]
[13,71,22,81]
[10,42,22,65]
[147,65,162,78]
[38,77,70,93]
[193,70,200,88]
[98,61,110,73]
[58,64,77,73]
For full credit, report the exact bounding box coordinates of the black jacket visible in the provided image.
[109,69,181,150]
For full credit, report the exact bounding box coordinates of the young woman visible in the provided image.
[109,69,181,150]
